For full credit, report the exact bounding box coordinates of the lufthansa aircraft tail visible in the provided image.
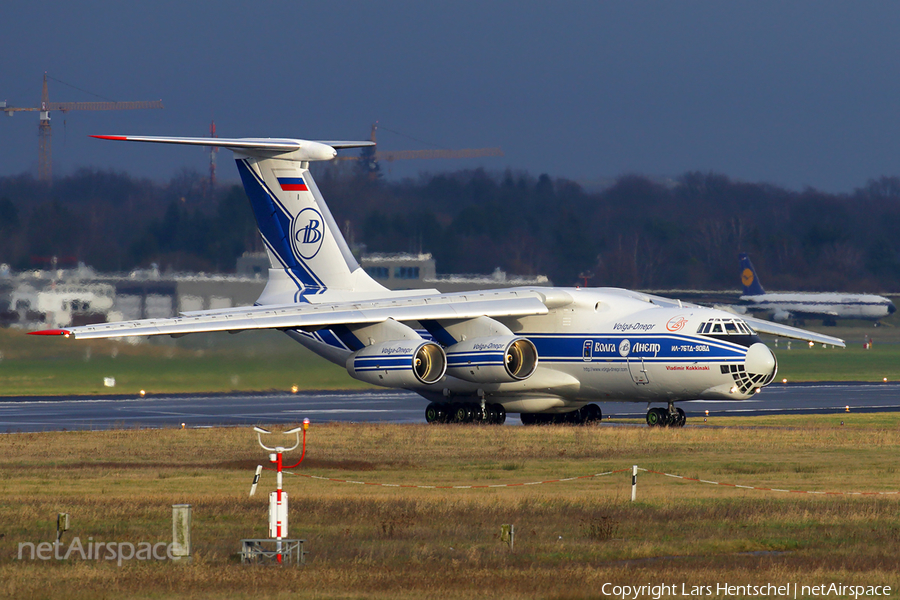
[92,135,386,303]
[739,253,766,296]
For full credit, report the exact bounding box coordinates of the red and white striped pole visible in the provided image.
[274,444,284,562]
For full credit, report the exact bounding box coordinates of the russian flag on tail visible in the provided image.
[277,177,309,192]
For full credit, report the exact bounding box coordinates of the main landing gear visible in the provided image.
[519,404,603,426]
[646,403,686,428]
[425,401,507,424]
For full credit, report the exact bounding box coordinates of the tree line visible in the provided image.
[1,164,899,292]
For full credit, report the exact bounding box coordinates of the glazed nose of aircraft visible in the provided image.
[889,302,897,315]
[745,342,777,383]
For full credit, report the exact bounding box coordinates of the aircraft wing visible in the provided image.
[738,315,845,347]
[30,291,554,341]
[640,291,846,347]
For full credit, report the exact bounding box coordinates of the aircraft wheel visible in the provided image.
[425,403,441,424]
[525,413,551,425]
[451,403,469,423]
[646,407,665,427]
[583,404,602,424]
[567,407,585,424]
[486,403,505,424]
[675,407,686,428]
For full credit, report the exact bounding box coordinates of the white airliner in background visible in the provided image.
[32,135,845,427]
[738,253,896,324]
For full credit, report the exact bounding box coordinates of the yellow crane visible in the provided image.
[3,73,163,181]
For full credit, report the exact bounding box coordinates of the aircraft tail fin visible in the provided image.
[739,253,766,296]
[92,136,385,301]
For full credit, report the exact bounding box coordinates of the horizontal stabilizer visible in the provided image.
[318,141,376,149]
[92,135,373,161]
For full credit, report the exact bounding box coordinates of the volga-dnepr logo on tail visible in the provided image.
[292,208,325,260]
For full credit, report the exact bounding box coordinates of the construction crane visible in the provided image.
[208,119,219,189]
[2,73,163,181]
[336,123,503,170]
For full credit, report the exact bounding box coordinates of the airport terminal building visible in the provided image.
[0,253,550,329]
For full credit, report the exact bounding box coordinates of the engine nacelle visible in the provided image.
[347,340,446,387]
[445,336,538,384]
[772,309,792,322]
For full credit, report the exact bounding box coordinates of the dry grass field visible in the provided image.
[1,416,899,599]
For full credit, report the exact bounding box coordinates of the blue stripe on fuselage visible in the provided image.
[316,329,349,351]
[419,320,457,347]
[331,324,365,352]
[528,333,747,362]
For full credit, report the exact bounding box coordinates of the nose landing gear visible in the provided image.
[646,403,686,428]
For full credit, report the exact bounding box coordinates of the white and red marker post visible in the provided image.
[251,418,309,563]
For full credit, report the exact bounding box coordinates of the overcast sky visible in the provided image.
[3,1,900,192]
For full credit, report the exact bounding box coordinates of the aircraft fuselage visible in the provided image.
[291,287,778,414]
[740,292,896,321]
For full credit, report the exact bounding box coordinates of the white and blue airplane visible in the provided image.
[739,253,896,324]
[32,135,846,427]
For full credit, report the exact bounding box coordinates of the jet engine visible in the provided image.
[445,336,538,384]
[347,340,446,387]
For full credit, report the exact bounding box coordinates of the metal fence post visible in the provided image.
[172,504,192,561]
[631,465,637,502]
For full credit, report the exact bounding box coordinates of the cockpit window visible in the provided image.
[698,318,756,337]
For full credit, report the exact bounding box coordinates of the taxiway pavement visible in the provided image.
[0,383,898,432]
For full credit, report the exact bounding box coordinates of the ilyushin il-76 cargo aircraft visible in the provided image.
[32,135,846,427]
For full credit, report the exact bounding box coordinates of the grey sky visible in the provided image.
[2,1,900,192]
